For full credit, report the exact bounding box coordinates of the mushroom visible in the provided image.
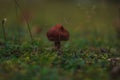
[47,24,69,50]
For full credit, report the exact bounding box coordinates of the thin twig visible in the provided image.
[26,20,33,43]
[14,0,33,43]
[14,0,22,11]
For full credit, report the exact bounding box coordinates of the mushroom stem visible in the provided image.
[54,41,60,50]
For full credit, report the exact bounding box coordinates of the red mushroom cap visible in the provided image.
[47,24,69,41]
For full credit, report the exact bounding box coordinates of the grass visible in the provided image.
[0,0,120,80]
[0,44,120,80]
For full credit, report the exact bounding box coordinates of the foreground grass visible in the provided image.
[0,40,120,80]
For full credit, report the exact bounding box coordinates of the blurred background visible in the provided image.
[0,0,120,47]
[0,0,120,80]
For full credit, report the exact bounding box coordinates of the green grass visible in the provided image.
[0,1,120,80]
[0,44,120,80]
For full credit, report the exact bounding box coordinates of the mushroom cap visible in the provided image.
[47,24,69,41]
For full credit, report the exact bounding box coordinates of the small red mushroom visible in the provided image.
[47,24,69,50]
